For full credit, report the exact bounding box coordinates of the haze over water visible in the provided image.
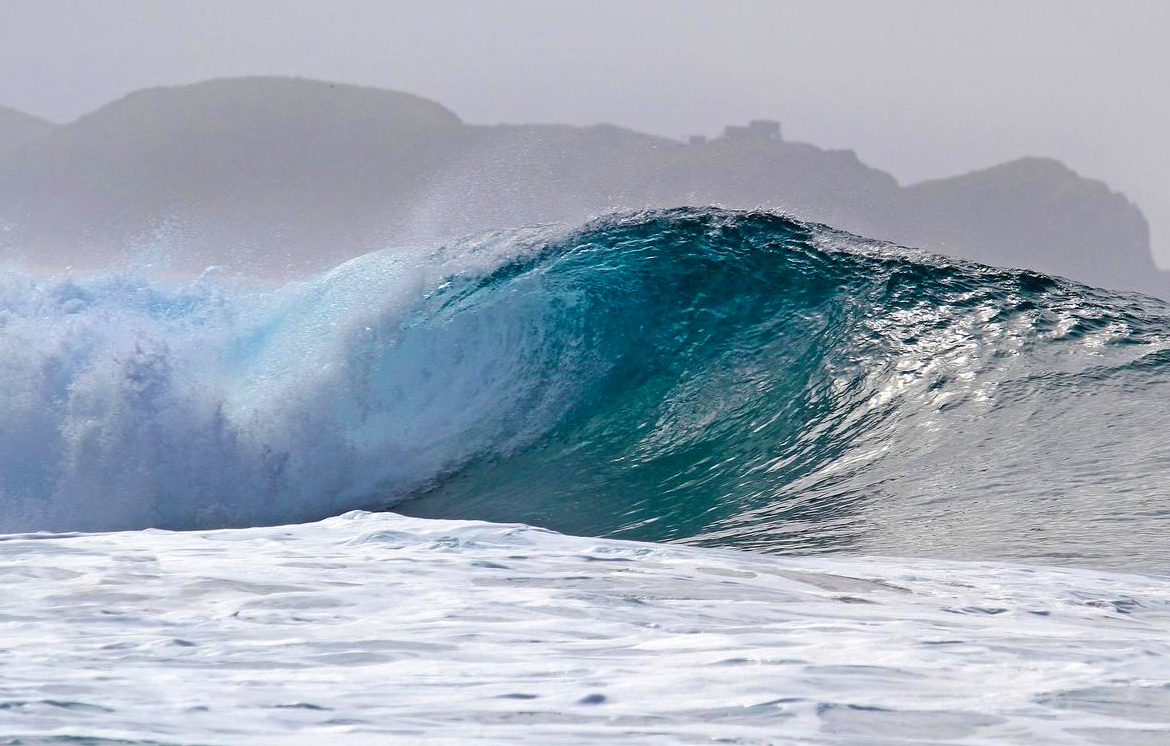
[3,0,1167,266]
[1,3,1169,744]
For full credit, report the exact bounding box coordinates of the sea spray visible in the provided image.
[2,208,1169,571]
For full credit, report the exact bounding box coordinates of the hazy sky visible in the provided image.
[2,0,1167,263]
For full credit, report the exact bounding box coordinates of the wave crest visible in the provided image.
[3,208,1169,569]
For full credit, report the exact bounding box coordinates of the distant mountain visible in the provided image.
[0,76,1161,298]
[0,78,466,272]
[891,157,1155,295]
[421,121,903,244]
[0,105,56,155]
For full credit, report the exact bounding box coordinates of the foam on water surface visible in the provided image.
[5,209,1170,744]
[0,512,1167,745]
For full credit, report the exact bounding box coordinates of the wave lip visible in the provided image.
[3,208,1170,571]
[398,208,1170,572]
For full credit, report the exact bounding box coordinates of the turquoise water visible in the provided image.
[3,208,1170,743]
[3,208,1170,571]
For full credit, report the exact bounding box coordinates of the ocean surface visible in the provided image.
[1,208,1168,744]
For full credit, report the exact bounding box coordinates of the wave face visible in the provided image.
[3,208,1170,570]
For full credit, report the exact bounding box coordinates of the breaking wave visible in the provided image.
[3,208,1169,570]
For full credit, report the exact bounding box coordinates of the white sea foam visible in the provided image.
[0,511,1166,745]
[6,210,1170,574]
[0,226,576,533]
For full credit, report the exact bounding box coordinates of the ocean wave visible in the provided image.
[2,208,1168,570]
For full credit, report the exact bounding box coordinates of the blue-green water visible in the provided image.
[3,208,1170,745]
[2,207,1169,571]
[399,209,1170,572]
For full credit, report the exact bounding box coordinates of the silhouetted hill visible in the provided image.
[892,157,1155,294]
[422,122,904,243]
[0,105,56,155]
[0,78,466,271]
[0,76,1162,297]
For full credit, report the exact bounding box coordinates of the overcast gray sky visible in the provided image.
[1,0,1167,264]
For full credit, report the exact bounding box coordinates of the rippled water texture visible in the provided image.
[1,512,1168,745]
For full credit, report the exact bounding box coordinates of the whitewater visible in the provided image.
[1,208,1169,744]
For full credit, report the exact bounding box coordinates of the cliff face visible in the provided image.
[0,105,56,155]
[0,77,1161,297]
